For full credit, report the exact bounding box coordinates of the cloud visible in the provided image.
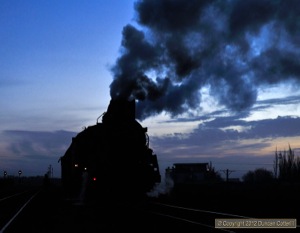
[109,0,300,121]
[1,116,300,178]
[151,115,300,177]
[154,115,300,145]
[255,94,300,109]
[0,130,76,176]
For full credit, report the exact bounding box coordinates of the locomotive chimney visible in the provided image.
[102,98,136,124]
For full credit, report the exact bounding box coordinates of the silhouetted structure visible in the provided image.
[60,98,161,200]
[166,163,210,185]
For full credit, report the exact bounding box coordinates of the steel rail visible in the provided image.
[0,190,41,233]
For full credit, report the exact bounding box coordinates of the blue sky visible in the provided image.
[1,0,300,180]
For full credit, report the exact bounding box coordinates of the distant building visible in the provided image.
[165,163,210,185]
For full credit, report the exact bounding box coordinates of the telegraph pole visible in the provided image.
[274,149,278,179]
[220,169,235,182]
[48,165,53,178]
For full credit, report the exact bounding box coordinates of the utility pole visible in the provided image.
[220,169,235,182]
[48,165,53,178]
[274,148,278,179]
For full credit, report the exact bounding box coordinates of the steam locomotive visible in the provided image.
[60,98,161,201]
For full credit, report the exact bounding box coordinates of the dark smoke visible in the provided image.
[109,0,300,120]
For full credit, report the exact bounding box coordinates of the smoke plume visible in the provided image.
[110,0,300,120]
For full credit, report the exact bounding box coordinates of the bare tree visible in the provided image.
[277,145,300,182]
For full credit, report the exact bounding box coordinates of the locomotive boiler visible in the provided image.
[60,98,161,200]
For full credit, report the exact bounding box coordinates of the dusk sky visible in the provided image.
[1,0,300,181]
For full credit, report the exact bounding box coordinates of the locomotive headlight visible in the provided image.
[74,164,79,168]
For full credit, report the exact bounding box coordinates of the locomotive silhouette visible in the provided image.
[60,98,161,200]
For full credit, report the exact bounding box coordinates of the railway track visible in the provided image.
[145,201,243,232]
[120,199,298,232]
[0,186,298,232]
[115,200,241,232]
[0,190,240,232]
[0,188,40,233]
